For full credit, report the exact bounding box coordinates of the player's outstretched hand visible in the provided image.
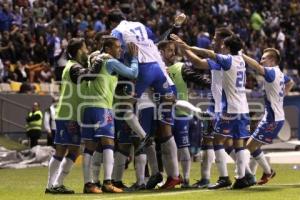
[127,42,139,57]
[170,34,189,49]
[174,13,186,27]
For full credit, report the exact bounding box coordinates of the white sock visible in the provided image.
[254,151,271,174]
[92,151,103,183]
[229,150,236,161]
[161,136,179,178]
[47,156,61,188]
[215,148,228,177]
[178,147,191,181]
[236,149,247,179]
[229,150,238,176]
[53,157,74,187]
[250,157,258,174]
[103,148,114,180]
[83,151,93,184]
[201,149,215,180]
[135,154,147,185]
[244,150,252,175]
[124,111,146,138]
[112,151,127,181]
[145,144,159,175]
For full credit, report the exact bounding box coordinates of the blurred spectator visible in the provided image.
[37,62,54,83]
[46,28,62,67]
[196,32,211,49]
[0,58,4,82]
[250,10,264,31]
[31,35,48,63]
[19,82,35,93]
[14,60,29,82]
[0,3,13,32]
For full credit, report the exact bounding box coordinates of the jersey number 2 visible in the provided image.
[236,71,246,88]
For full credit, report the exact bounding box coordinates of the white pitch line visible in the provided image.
[93,189,212,200]
[93,183,300,200]
[256,183,300,187]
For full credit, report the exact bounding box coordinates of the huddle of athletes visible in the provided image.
[45,10,294,194]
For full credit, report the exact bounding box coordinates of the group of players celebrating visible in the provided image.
[44,10,294,194]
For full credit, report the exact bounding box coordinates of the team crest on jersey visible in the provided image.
[105,112,113,123]
[67,121,79,134]
[266,122,276,132]
[184,125,188,131]
[163,81,169,89]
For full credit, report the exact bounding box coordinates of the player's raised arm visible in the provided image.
[157,13,187,42]
[170,34,216,59]
[242,53,265,75]
[184,49,209,69]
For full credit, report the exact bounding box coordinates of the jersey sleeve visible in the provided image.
[284,75,291,84]
[182,65,211,87]
[264,68,276,83]
[216,54,232,71]
[146,26,156,42]
[207,58,221,70]
[106,58,139,79]
[111,29,126,48]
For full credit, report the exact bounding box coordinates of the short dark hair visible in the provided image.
[157,40,174,51]
[215,27,233,39]
[223,35,243,55]
[101,35,119,52]
[108,9,126,24]
[66,38,85,59]
[263,48,281,64]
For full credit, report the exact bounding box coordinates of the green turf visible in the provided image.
[1,162,300,200]
[0,135,27,151]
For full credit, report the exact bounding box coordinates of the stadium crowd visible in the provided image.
[1,0,300,94]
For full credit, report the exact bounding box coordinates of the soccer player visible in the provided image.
[158,40,210,187]
[45,38,97,194]
[81,36,138,193]
[242,48,294,185]
[112,88,157,191]
[171,33,251,189]
[171,28,236,189]
[108,10,181,188]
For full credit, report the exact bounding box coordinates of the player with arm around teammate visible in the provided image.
[242,48,294,185]
[172,33,253,189]
[108,10,182,189]
[81,36,139,193]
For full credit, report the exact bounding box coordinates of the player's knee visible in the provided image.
[66,152,79,162]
